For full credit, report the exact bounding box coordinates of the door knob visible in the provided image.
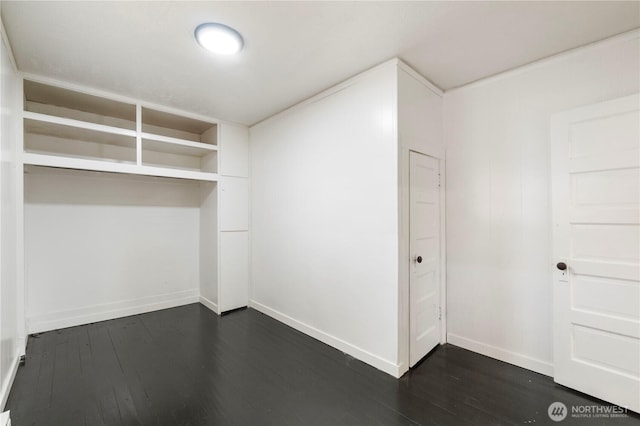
[416,256,423,264]
[556,262,567,271]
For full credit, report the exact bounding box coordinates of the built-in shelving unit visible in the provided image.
[141,106,217,177]
[22,80,218,182]
[19,76,249,335]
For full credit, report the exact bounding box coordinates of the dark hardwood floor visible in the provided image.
[6,304,639,425]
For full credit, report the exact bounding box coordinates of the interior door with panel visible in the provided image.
[409,151,441,367]
[551,94,639,413]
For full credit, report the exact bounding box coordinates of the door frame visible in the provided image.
[398,149,446,376]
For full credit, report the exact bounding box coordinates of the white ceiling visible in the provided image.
[2,1,639,126]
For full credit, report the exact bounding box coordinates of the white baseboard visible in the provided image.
[447,333,553,376]
[17,336,26,358]
[249,299,402,378]
[199,295,219,314]
[0,410,10,426]
[27,289,199,334]
[0,352,19,411]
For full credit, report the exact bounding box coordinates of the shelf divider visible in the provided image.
[136,103,142,166]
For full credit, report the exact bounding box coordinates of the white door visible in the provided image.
[409,151,441,367]
[551,94,640,413]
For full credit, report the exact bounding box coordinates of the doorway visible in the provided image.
[551,94,639,412]
[409,151,442,367]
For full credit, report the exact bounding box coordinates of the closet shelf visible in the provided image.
[23,152,219,182]
[22,80,220,181]
[24,111,137,139]
[141,132,218,156]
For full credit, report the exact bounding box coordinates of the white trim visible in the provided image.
[135,103,142,166]
[439,156,447,344]
[247,131,254,315]
[0,354,19,411]
[15,79,26,360]
[249,300,403,378]
[27,289,199,334]
[447,333,554,377]
[0,18,19,74]
[446,28,640,94]
[0,410,10,426]
[199,295,219,315]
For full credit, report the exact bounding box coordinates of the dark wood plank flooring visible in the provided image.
[6,304,639,425]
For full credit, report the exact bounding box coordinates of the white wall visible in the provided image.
[396,65,444,372]
[444,31,640,375]
[0,22,21,410]
[24,168,201,332]
[250,61,401,375]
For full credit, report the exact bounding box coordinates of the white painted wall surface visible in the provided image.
[444,32,640,375]
[396,66,444,373]
[250,62,400,375]
[397,67,444,159]
[24,168,201,333]
[0,26,21,410]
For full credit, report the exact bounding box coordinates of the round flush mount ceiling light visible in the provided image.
[195,23,244,55]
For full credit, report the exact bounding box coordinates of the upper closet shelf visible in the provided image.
[141,132,218,155]
[22,79,219,182]
[24,111,137,139]
[23,152,218,182]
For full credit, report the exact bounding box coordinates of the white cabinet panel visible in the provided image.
[219,231,249,312]
[219,124,248,178]
[217,123,249,314]
[219,176,248,231]
[199,182,218,307]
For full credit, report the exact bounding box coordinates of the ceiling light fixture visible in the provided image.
[195,23,244,55]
